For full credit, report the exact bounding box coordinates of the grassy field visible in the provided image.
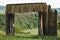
[0,28,60,40]
[0,10,5,14]
[0,10,60,40]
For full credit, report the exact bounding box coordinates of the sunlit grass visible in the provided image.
[57,29,60,37]
[0,10,5,14]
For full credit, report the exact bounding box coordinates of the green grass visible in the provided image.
[0,11,60,40]
[0,29,60,40]
[0,35,59,40]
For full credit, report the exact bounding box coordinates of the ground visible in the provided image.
[0,10,60,40]
[0,28,60,40]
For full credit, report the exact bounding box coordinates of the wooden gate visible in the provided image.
[6,3,57,36]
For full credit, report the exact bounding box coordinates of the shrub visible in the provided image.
[15,23,23,34]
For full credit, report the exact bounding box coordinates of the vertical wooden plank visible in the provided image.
[53,10,57,35]
[38,12,43,35]
[10,5,15,36]
[6,5,12,35]
[43,5,49,35]
[43,12,49,35]
[41,14,43,34]
[6,5,15,36]
[48,5,57,35]
[6,14,10,35]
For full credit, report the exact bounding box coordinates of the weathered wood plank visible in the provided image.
[7,3,47,13]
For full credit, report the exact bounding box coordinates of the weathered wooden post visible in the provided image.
[38,3,49,35]
[42,4,49,35]
[48,5,57,35]
[43,11,49,35]
[54,9,57,35]
[6,5,15,36]
[38,12,43,35]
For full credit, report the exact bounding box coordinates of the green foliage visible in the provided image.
[15,23,23,34]
[57,21,60,29]
[0,14,6,31]
[15,12,38,30]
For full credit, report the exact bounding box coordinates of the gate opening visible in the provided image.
[14,12,38,36]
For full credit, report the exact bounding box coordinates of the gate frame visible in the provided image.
[6,3,57,36]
